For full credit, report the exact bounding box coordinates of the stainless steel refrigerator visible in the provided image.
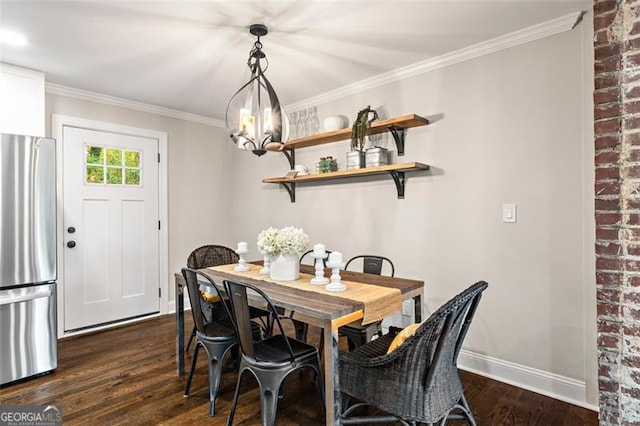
[0,133,57,385]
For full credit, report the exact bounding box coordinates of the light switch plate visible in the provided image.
[502,203,517,223]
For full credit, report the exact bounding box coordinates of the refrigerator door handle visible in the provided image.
[0,289,53,306]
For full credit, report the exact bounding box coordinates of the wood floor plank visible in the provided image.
[0,314,597,425]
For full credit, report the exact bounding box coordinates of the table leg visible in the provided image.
[323,321,340,425]
[414,293,422,323]
[175,277,185,376]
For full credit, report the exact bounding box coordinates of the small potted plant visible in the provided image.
[347,105,378,169]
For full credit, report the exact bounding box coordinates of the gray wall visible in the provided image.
[229,23,597,405]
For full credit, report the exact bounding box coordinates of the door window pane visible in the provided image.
[125,169,140,185]
[106,167,123,184]
[86,146,103,165]
[125,150,140,167]
[86,166,104,183]
[106,148,122,166]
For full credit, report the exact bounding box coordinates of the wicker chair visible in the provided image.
[339,281,488,426]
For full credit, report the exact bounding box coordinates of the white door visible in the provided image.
[63,126,160,331]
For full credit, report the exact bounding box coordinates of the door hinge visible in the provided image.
[157,153,160,163]
[158,287,161,298]
[158,220,161,230]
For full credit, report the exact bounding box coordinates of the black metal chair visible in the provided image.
[339,281,488,425]
[181,267,237,417]
[340,255,395,350]
[186,245,269,350]
[185,245,240,351]
[224,279,325,426]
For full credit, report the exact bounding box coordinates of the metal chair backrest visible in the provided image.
[224,279,296,362]
[187,245,239,269]
[181,267,232,335]
[345,255,395,277]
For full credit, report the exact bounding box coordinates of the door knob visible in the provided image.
[67,241,76,248]
[67,226,76,234]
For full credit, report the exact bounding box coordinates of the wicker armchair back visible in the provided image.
[339,280,488,425]
[187,245,239,269]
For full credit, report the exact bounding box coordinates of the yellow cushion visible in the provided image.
[386,323,421,354]
[199,290,220,304]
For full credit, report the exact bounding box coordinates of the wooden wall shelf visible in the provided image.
[268,113,429,156]
[263,162,429,203]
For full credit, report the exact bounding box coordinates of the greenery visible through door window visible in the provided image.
[85,145,142,186]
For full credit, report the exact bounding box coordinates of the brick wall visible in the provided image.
[595,0,640,424]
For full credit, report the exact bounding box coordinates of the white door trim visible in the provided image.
[52,114,169,338]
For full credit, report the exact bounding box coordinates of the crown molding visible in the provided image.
[286,10,585,111]
[45,82,225,128]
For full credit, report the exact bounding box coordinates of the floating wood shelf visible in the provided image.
[268,113,429,154]
[263,162,430,203]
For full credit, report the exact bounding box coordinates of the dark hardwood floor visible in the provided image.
[0,314,598,425]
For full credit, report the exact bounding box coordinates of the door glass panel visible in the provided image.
[106,167,123,184]
[86,166,104,183]
[125,169,140,186]
[86,146,103,165]
[106,148,122,166]
[125,150,140,167]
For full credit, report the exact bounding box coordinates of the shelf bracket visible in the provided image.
[279,182,296,203]
[387,126,406,156]
[388,171,406,199]
[282,148,295,170]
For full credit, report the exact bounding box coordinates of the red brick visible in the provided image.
[596,270,623,285]
[631,21,640,37]
[597,59,622,74]
[595,117,622,134]
[597,256,624,270]
[623,164,640,177]
[600,378,620,392]
[599,302,621,317]
[596,212,623,225]
[629,276,640,287]
[596,43,622,60]
[596,166,621,181]
[628,245,640,256]
[597,242,622,256]
[621,386,640,399]
[625,115,640,130]
[596,227,620,241]
[596,31,612,46]
[628,212,640,225]
[623,354,640,368]
[595,0,618,16]
[596,182,621,196]
[599,334,621,348]
[626,228,640,240]
[626,132,640,146]
[625,100,640,114]
[596,198,622,211]
[625,259,640,272]
[596,88,621,105]
[595,11,617,31]
[627,149,640,162]
[599,319,622,334]
[596,135,621,150]
[623,322,640,337]
[624,292,640,306]
[598,102,622,119]
[626,38,640,51]
[628,53,640,69]
[596,150,621,165]
[626,197,640,210]
[599,287,622,302]
[596,74,621,90]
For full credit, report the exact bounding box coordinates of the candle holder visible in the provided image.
[259,255,271,274]
[325,258,346,292]
[234,247,250,272]
[310,252,329,285]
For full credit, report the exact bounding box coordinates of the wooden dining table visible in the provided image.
[174,263,424,425]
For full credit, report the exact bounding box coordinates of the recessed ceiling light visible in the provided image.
[0,29,27,47]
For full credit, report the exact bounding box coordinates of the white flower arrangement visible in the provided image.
[257,226,309,256]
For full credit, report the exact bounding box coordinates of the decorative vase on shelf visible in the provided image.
[269,253,300,281]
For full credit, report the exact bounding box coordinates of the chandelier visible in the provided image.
[225,24,289,156]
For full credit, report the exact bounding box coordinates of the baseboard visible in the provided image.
[167,298,191,315]
[458,349,598,411]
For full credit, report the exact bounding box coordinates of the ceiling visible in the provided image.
[0,1,589,121]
